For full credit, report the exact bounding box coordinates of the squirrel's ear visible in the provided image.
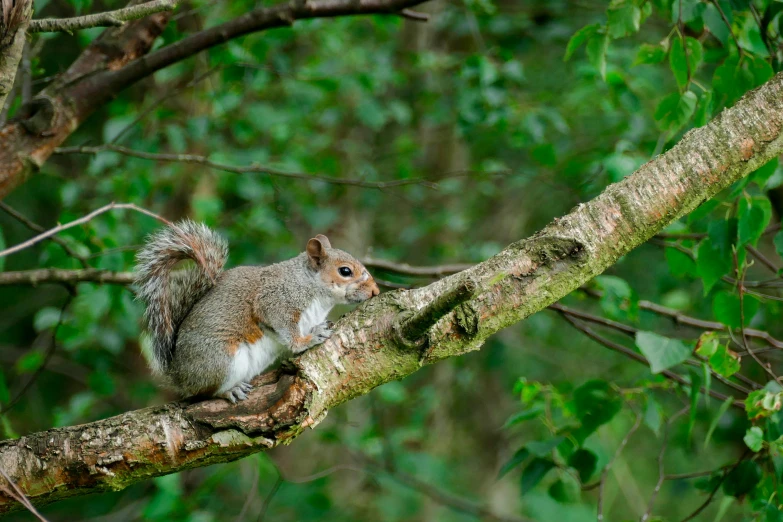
[307,237,328,267]
[314,234,331,249]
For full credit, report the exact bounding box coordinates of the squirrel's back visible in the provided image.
[134,220,228,374]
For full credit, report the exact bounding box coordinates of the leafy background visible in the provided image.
[2,0,783,520]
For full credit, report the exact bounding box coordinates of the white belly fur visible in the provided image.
[218,335,284,393]
[218,299,332,393]
[298,298,332,336]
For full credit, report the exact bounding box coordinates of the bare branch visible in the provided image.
[0,202,170,259]
[0,268,134,286]
[0,201,89,267]
[54,144,437,189]
[27,0,178,33]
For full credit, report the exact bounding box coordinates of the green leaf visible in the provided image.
[521,458,555,495]
[586,32,610,80]
[568,449,597,483]
[654,91,697,133]
[595,275,638,320]
[565,24,601,61]
[633,43,667,66]
[526,437,565,457]
[746,390,783,420]
[744,426,764,452]
[693,90,713,127]
[573,380,622,441]
[502,408,543,429]
[669,37,702,89]
[712,291,759,329]
[548,471,580,503]
[669,38,688,89]
[737,12,769,57]
[696,219,736,294]
[738,195,772,247]
[607,3,641,38]
[708,344,741,378]
[749,158,778,188]
[695,332,720,358]
[15,351,44,374]
[666,247,698,278]
[498,447,530,478]
[722,461,762,497]
[636,331,693,373]
[705,396,735,447]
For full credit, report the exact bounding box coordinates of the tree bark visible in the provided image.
[0,0,32,111]
[0,0,430,200]
[2,71,783,514]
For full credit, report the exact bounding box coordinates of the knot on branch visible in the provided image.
[17,95,56,137]
[395,278,477,347]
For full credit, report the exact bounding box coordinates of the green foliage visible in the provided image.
[3,0,783,520]
[635,332,692,374]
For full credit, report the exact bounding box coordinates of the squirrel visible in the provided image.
[134,220,380,403]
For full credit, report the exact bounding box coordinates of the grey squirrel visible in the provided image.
[134,220,380,403]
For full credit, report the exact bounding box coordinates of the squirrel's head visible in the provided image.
[306,234,380,304]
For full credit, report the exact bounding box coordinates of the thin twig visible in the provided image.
[28,0,178,33]
[0,201,89,267]
[256,475,282,522]
[710,0,741,54]
[596,410,643,521]
[735,251,783,388]
[746,245,781,275]
[358,455,531,522]
[0,465,48,522]
[0,202,170,259]
[679,449,750,522]
[362,258,471,276]
[560,315,744,408]
[54,145,438,190]
[399,8,429,21]
[553,304,755,396]
[641,406,690,522]
[110,66,220,145]
[0,293,73,415]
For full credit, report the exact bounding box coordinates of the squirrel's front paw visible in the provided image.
[216,382,253,404]
[307,321,333,348]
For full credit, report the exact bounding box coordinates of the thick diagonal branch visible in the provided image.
[2,72,783,513]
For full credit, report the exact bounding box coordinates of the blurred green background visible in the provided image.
[2,0,783,520]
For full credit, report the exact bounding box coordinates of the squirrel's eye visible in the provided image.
[338,267,353,277]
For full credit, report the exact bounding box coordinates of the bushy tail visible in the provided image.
[134,220,228,373]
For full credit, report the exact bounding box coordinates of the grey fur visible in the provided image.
[134,221,380,400]
[134,220,228,373]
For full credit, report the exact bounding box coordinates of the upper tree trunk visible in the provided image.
[2,71,782,514]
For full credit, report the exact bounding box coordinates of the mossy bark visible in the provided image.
[2,73,783,514]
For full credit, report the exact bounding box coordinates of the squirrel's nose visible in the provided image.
[370,281,380,296]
